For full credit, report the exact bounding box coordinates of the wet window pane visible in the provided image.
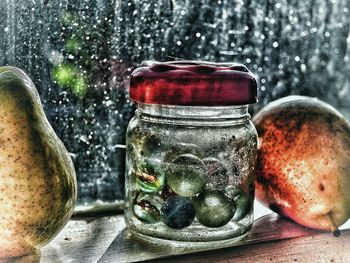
[0,0,349,209]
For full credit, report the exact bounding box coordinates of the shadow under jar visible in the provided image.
[125,61,258,249]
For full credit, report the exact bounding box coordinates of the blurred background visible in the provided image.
[0,0,349,211]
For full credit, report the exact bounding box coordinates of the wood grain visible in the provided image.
[98,214,333,263]
[3,214,349,263]
[40,216,125,263]
[153,231,350,263]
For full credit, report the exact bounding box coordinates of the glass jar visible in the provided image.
[124,61,258,249]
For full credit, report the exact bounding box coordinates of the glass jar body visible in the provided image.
[124,104,257,248]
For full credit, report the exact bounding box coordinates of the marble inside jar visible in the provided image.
[124,111,257,245]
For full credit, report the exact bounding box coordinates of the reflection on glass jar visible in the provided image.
[125,61,258,248]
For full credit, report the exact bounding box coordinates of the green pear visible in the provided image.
[0,67,77,258]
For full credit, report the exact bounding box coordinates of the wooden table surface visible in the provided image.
[4,213,350,263]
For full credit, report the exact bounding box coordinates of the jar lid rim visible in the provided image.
[129,60,258,106]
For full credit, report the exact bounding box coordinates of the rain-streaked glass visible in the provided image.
[0,0,349,211]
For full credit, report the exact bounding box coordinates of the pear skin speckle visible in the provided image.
[254,96,350,231]
[0,67,77,258]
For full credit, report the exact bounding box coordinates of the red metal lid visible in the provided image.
[129,61,258,106]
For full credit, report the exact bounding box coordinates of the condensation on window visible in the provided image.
[0,0,349,207]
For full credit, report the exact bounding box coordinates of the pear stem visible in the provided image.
[328,213,340,237]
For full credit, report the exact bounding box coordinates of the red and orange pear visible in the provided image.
[253,96,350,235]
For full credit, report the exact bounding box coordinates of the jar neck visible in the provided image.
[137,103,251,126]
